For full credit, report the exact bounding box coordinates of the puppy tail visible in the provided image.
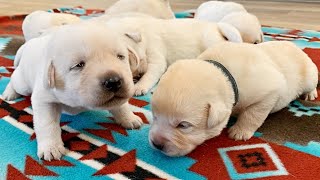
[14,43,26,67]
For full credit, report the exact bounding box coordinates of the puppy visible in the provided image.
[195,1,246,21]
[149,41,318,156]
[22,10,81,41]
[194,1,263,44]
[2,21,143,160]
[104,17,243,96]
[105,0,175,19]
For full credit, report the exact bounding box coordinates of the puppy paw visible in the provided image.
[134,84,150,96]
[117,114,143,129]
[37,139,67,161]
[304,89,318,101]
[2,84,20,101]
[228,125,254,141]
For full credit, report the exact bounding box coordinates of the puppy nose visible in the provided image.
[103,75,122,92]
[152,140,164,151]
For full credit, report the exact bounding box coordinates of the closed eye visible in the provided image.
[70,61,85,71]
[117,54,125,60]
[176,121,193,129]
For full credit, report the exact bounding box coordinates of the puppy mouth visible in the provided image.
[100,94,128,107]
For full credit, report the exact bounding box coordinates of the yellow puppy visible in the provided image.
[149,41,318,156]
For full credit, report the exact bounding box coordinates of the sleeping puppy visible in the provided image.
[22,10,81,41]
[149,41,318,156]
[104,0,175,19]
[23,0,174,41]
[2,21,143,160]
[104,17,243,96]
[194,1,264,44]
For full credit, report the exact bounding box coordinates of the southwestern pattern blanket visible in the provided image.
[0,7,320,180]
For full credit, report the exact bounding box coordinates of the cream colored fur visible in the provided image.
[195,1,264,44]
[104,17,243,95]
[22,10,81,41]
[105,0,175,19]
[22,0,174,41]
[3,22,143,160]
[149,41,318,156]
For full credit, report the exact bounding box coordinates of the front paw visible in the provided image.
[117,114,143,129]
[37,138,67,161]
[2,84,20,101]
[134,83,150,96]
[304,89,318,101]
[228,124,254,141]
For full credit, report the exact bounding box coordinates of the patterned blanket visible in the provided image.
[1,7,320,180]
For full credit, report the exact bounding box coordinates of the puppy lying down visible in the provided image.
[149,41,318,156]
[104,0,175,19]
[195,1,264,44]
[3,22,143,160]
[104,17,243,96]
[22,11,81,41]
[23,0,174,41]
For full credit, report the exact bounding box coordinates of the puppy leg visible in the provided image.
[109,102,143,129]
[32,95,66,161]
[2,81,21,100]
[304,88,318,101]
[228,96,277,140]
[134,53,167,96]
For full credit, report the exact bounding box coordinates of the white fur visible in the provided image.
[22,10,81,41]
[195,1,247,21]
[104,17,243,96]
[195,1,264,44]
[149,41,318,156]
[3,22,143,160]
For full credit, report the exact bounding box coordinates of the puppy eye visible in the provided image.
[223,36,228,41]
[254,41,259,44]
[70,61,85,70]
[117,54,125,60]
[177,121,192,129]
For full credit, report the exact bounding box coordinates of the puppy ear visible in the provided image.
[125,32,142,43]
[128,46,140,72]
[260,32,265,42]
[44,61,56,89]
[217,22,243,43]
[207,102,231,129]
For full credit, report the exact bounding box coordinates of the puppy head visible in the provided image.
[221,12,264,44]
[217,22,243,43]
[149,60,233,156]
[44,21,137,109]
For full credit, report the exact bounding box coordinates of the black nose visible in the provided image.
[152,141,164,151]
[103,75,122,92]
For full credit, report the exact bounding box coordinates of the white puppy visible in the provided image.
[22,10,81,41]
[195,1,263,44]
[104,17,243,95]
[3,22,143,160]
[195,1,246,21]
[105,0,175,19]
[149,41,318,156]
